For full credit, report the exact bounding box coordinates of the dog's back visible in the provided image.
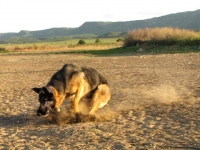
[47,64,109,93]
[81,66,108,90]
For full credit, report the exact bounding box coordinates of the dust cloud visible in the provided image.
[143,84,197,104]
[47,84,198,125]
[106,84,198,114]
[47,100,117,125]
[142,85,184,103]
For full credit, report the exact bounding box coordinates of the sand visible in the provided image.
[0,52,200,149]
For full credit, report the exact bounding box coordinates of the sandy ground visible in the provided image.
[0,52,200,149]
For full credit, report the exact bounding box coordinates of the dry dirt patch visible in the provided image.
[0,53,200,149]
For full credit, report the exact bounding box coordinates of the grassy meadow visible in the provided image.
[0,38,122,53]
[0,27,200,55]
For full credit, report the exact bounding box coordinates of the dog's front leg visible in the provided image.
[67,72,85,114]
[73,83,84,113]
[55,94,66,112]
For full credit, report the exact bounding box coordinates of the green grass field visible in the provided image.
[1,28,200,55]
[0,38,122,52]
[0,38,119,47]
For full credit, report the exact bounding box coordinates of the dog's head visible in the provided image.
[32,87,56,116]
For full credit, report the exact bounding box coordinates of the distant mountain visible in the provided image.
[0,9,200,43]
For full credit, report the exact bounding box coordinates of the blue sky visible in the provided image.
[0,0,199,33]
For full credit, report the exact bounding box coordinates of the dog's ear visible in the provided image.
[45,86,54,94]
[32,87,42,94]
[46,86,58,98]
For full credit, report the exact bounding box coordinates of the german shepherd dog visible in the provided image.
[32,64,111,117]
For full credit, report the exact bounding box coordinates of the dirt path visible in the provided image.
[0,53,200,149]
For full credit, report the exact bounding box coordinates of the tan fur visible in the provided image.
[51,72,111,115]
[33,64,111,116]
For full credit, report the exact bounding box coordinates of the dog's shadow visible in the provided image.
[0,113,46,127]
[0,112,94,128]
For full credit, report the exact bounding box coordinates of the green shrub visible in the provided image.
[116,38,124,42]
[78,39,86,45]
[0,47,6,52]
[95,39,101,43]
[0,47,10,53]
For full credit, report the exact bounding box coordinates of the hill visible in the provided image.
[0,9,199,43]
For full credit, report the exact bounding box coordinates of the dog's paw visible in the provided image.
[89,114,95,118]
[74,112,82,123]
[75,112,82,117]
[44,114,49,117]
[88,114,96,121]
[56,108,61,112]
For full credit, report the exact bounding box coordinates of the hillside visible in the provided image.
[0,9,199,43]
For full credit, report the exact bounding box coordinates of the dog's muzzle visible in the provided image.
[37,101,55,116]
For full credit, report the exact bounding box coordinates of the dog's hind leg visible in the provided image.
[89,84,111,115]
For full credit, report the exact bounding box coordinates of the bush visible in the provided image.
[0,47,6,52]
[95,39,101,43]
[78,39,86,45]
[116,38,124,42]
[14,46,22,51]
[124,27,200,46]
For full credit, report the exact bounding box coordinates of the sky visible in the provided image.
[0,0,199,33]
